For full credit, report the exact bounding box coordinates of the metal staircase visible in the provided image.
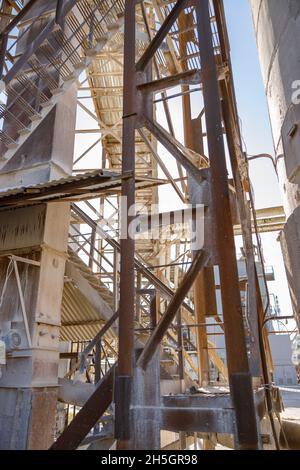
[63,223,197,386]
[0,0,125,167]
[47,193,235,448]
[66,201,228,380]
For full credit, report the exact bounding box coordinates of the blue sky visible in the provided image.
[224,0,280,208]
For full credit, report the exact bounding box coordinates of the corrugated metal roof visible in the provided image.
[0,169,166,210]
[0,170,122,208]
[60,281,116,342]
[0,169,117,196]
[60,248,117,342]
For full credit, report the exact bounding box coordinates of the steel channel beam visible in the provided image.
[221,89,262,379]
[144,116,203,184]
[55,0,65,26]
[138,69,202,94]
[195,0,260,449]
[0,31,8,77]
[215,0,263,379]
[178,9,211,387]
[161,407,235,434]
[115,0,136,449]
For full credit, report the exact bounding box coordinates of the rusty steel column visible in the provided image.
[214,0,263,381]
[195,0,260,449]
[178,9,211,387]
[115,0,136,450]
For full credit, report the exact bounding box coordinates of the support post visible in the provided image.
[195,0,260,449]
[115,0,136,449]
[179,9,211,387]
[131,348,161,450]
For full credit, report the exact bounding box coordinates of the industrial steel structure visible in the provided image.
[0,0,298,451]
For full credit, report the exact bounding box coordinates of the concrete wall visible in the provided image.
[250,1,300,327]
[269,335,298,385]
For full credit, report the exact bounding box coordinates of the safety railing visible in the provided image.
[0,0,125,161]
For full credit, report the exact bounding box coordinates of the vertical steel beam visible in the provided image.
[214,0,263,380]
[95,341,101,383]
[221,90,262,380]
[55,0,65,26]
[0,32,8,78]
[179,9,211,387]
[113,247,119,312]
[115,0,136,449]
[193,273,210,385]
[195,0,260,449]
[176,309,184,381]
[89,228,96,270]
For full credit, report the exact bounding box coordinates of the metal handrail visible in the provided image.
[0,0,40,41]
[79,309,119,373]
[1,0,77,83]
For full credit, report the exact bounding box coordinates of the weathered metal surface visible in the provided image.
[144,116,203,184]
[161,407,235,434]
[50,364,116,450]
[0,171,121,208]
[163,392,232,409]
[115,0,137,448]
[114,373,132,441]
[137,250,209,370]
[0,205,46,250]
[221,85,262,378]
[195,0,260,449]
[131,349,161,450]
[0,0,281,452]
[138,69,202,94]
[251,0,300,332]
[280,211,300,330]
[0,388,58,450]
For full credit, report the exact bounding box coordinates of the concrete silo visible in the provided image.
[250,0,300,327]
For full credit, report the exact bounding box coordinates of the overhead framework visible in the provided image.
[0,0,298,451]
